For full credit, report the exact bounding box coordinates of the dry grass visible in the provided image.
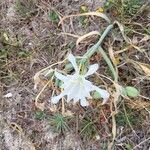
[0,0,150,150]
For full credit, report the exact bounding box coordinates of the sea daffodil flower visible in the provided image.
[51,54,109,106]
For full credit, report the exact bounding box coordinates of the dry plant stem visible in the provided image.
[96,73,114,83]
[114,45,132,54]
[121,93,150,114]
[132,137,150,150]
[59,12,111,26]
[108,45,119,81]
[107,100,116,150]
[61,98,65,116]
[123,102,139,138]
[35,79,52,110]
[36,60,65,75]
[34,60,66,91]
[3,57,30,67]
[139,94,150,100]
[114,22,145,54]
[76,31,100,46]
[104,21,144,149]
[10,122,23,134]
[96,67,119,149]
[94,50,119,150]
[60,32,80,38]
[91,44,119,149]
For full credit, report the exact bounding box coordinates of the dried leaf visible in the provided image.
[76,31,100,46]
[96,7,104,13]
[49,105,57,112]
[63,110,74,117]
[130,60,150,76]
[34,72,41,90]
[80,5,88,13]
[10,122,23,133]
[59,12,110,26]
[138,63,150,76]
[35,80,52,111]
[108,45,120,65]
[114,21,131,43]
[140,35,150,42]
[35,102,45,111]
[3,33,9,41]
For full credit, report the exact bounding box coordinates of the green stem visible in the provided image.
[84,24,114,59]
[80,24,118,81]
[98,46,118,82]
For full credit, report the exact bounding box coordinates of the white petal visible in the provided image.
[84,64,99,77]
[82,86,92,99]
[67,53,78,72]
[72,87,82,103]
[101,98,109,105]
[51,92,65,104]
[55,71,67,82]
[80,97,89,107]
[94,86,109,99]
[4,93,13,98]
[83,80,94,98]
[67,84,79,102]
[92,86,110,102]
[73,97,79,104]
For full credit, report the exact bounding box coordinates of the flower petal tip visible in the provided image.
[102,95,109,105]
[51,96,60,104]
[80,98,89,107]
[67,53,75,61]
[55,71,67,81]
[84,64,99,77]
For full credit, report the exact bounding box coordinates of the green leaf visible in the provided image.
[67,41,75,50]
[35,111,45,120]
[48,11,59,23]
[55,79,63,88]
[18,51,30,57]
[125,144,132,150]
[121,87,127,96]
[65,63,73,72]
[125,86,139,97]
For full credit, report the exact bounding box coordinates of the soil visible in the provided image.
[0,0,150,150]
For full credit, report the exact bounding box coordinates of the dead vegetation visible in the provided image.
[0,0,150,150]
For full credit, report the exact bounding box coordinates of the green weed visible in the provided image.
[18,49,31,58]
[122,0,143,17]
[116,104,143,127]
[79,5,89,27]
[35,111,45,120]
[48,11,59,23]
[105,0,144,19]
[50,113,70,134]
[79,118,97,140]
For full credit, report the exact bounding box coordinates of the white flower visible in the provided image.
[4,92,13,98]
[51,54,109,106]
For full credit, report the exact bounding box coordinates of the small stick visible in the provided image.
[62,98,65,116]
